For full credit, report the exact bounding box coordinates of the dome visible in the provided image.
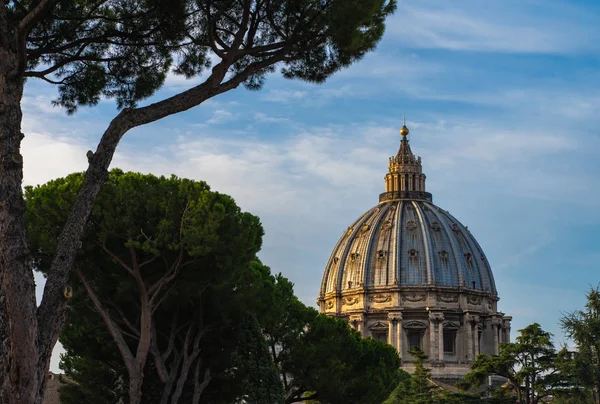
[320,200,497,296]
[317,121,511,380]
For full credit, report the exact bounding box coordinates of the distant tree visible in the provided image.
[561,286,600,404]
[382,347,489,404]
[0,1,397,402]
[58,355,121,404]
[408,347,433,400]
[549,346,596,404]
[230,313,284,404]
[460,323,557,404]
[26,170,264,404]
[284,313,401,404]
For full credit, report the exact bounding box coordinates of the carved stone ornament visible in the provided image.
[349,314,364,323]
[369,294,392,303]
[404,321,427,329]
[388,312,402,321]
[343,296,360,306]
[429,312,444,322]
[438,293,458,303]
[467,314,480,324]
[377,250,387,260]
[439,250,449,260]
[452,223,460,232]
[468,295,482,305]
[443,321,460,330]
[349,252,359,262]
[326,301,334,309]
[333,257,339,265]
[369,321,388,331]
[430,221,441,232]
[406,220,418,231]
[402,293,426,302]
[361,224,370,232]
[382,220,393,230]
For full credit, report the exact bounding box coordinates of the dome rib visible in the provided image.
[428,204,465,287]
[412,201,434,286]
[392,201,403,286]
[361,205,390,288]
[321,210,368,295]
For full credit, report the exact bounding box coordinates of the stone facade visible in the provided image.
[318,122,511,381]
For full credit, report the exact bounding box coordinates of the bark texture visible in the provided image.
[0,40,38,404]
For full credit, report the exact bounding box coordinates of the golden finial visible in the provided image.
[400,114,409,136]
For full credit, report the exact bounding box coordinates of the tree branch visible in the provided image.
[192,360,211,404]
[17,0,60,34]
[74,268,135,367]
[99,241,134,275]
[14,0,60,75]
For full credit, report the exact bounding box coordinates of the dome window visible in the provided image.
[408,249,418,259]
[377,250,387,259]
[406,220,417,231]
[439,250,448,260]
[333,257,339,265]
[382,220,392,229]
[350,252,360,262]
[430,222,440,232]
[464,253,472,268]
[452,223,460,232]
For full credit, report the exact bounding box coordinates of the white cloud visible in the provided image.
[254,112,291,123]
[389,1,599,54]
[261,89,308,103]
[206,109,234,124]
[22,133,89,187]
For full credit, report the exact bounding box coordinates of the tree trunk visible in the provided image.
[128,369,144,404]
[0,42,40,404]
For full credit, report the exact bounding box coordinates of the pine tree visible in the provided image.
[231,313,284,404]
[561,286,600,404]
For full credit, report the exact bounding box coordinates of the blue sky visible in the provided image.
[25,0,600,370]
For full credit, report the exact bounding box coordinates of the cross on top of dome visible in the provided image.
[400,115,409,137]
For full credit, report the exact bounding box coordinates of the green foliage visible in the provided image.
[407,346,432,399]
[26,170,265,403]
[230,313,284,404]
[460,323,557,404]
[560,286,600,404]
[284,314,401,404]
[11,0,397,113]
[58,355,121,404]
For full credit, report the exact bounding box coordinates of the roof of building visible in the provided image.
[319,122,497,297]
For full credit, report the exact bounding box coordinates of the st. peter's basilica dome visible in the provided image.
[318,122,511,381]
